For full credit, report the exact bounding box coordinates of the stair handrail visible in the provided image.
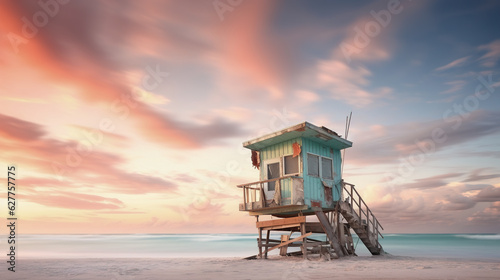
[342,181,384,242]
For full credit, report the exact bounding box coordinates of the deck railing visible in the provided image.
[237,174,304,211]
[342,181,384,244]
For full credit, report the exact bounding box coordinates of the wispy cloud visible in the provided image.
[349,110,500,166]
[478,40,500,67]
[441,80,466,94]
[0,114,178,196]
[463,168,500,183]
[315,59,391,107]
[22,192,125,210]
[404,173,462,189]
[435,56,469,71]
[363,179,500,232]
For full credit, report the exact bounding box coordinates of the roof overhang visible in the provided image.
[243,122,352,151]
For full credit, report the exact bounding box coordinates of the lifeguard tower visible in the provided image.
[237,122,383,259]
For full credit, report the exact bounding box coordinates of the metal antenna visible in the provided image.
[341,112,352,175]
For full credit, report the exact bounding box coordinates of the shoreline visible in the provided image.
[9,255,500,280]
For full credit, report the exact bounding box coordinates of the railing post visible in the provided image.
[358,197,362,223]
[366,212,370,235]
[366,204,369,225]
[243,187,247,206]
[373,214,376,235]
[277,178,281,205]
[350,185,354,207]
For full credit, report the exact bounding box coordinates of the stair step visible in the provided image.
[338,200,383,256]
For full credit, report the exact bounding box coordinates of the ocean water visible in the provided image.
[10,233,500,260]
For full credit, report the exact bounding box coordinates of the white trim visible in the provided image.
[263,158,280,195]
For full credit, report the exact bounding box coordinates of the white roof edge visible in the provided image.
[304,121,353,147]
[243,122,307,147]
[243,121,352,148]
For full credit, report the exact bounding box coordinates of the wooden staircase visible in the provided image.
[339,182,384,255]
[314,182,384,256]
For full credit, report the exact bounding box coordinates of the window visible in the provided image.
[267,162,280,191]
[321,157,333,180]
[307,153,319,177]
[284,155,299,175]
[308,153,334,179]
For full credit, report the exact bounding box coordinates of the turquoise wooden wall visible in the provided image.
[258,137,343,208]
[301,138,342,207]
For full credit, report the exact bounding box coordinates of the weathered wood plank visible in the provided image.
[279,235,290,256]
[256,216,306,228]
[261,223,301,231]
[261,232,313,255]
[248,205,308,216]
[315,211,345,257]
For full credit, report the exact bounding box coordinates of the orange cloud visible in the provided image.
[0,114,177,195]
[216,1,289,99]
[22,192,125,210]
[0,1,245,149]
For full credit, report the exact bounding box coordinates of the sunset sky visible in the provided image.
[1,0,499,234]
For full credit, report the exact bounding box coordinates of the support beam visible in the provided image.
[261,232,313,256]
[256,216,306,229]
[264,230,270,259]
[315,211,345,257]
[300,223,308,259]
[249,205,308,216]
[279,235,290,256]
[257,216,262,258]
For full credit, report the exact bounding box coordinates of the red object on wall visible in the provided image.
[251,150,260,169]
[311,200,321,208]
[292,142,301,157]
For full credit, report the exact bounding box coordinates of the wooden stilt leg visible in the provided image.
[258,228,263,258]
[256,216,263,258]
[300,222,307,259]
[264,230,270,259]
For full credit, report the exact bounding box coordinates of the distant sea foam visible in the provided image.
[456,234,500,240]
[11,233,500,260]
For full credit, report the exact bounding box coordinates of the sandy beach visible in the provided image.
[7,255,500,280]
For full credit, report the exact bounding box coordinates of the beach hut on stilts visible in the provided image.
[237,121,384,259]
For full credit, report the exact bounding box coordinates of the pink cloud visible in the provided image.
[0,114,177,194]
[21,192,125,210]
[0,1,245,149]
[0,114,45,142]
